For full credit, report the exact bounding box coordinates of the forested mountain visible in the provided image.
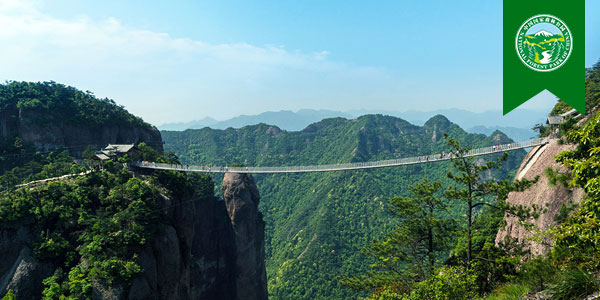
[0,82,268,300]
[162,114,525,300]
[0,81,162,189]
[158,108,545,142]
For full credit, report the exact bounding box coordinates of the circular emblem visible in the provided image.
[515,14,573,72]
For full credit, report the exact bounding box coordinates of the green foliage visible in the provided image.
[483,283,530,300]
[401,266,477,300]
[585,61,600,112]
[551,60,600,116]
[0,145,208,298]
[0,81,148,127]
[1,290,15,300]
[386,180,456,274]
[4,169,159,298]
[543,167,571,188]
[447,206,522,294]
[42,269,67,299]
[338,179,456,292]
[558,116,577,133]
[483,64,600,300]
[444,137,537,270]
[533,123,552,138]
[369,286,405,300]
[550,101,572,115]
[162,114,525,300]
[0,81,159,189]
[553,112,600,270]
[82,146,98,159]
[441,137,539,295]
[519,256,557,292]
[363,266,477,300]
[42,266,93,300]
[548,268,599,300]
[0,144,87,190]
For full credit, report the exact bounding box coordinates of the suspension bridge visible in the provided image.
[131,138,548,174]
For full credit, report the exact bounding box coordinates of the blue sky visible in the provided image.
[0,0,598,124]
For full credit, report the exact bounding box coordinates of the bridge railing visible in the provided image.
[131,138,547,174]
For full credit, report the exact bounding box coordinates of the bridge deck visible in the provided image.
[132,138,547,174]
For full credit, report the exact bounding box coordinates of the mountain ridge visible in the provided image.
[162,113,526,300]
[159,108,544,142]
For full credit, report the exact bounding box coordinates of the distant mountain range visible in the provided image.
[159,108,546,142]
[159,109,354,131]
[467,125,537,142]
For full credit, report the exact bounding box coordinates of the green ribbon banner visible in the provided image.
[503,0,585,114]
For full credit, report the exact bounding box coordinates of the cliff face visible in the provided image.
[0,226,53,299]
[495,139,585,256]
[0,107,163,152]
[222,173,269,300]
[0,172,268,300]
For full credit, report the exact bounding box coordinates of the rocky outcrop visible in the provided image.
[222,173,268,300]
[0,226,53,299]
[115,177,241,300]
[495,139,585,256]
[1,172,269,299]
[1,107,163,152]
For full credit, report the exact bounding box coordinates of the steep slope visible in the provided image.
[158,108,547,142]
[162,114,525,300]
[0,147,269,300]
[0,82,268,299]
[495,139,585,256]
[223,173,268,300]
[0,82,162,153]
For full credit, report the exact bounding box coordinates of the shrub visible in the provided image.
[549,268,599,300]
[484,283,530,300]
[404,266,477,300]
[1,290,15,300]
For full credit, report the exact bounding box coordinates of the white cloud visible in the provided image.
[0,0,406,124]
[0,0,535,124]
[0,0,337,71]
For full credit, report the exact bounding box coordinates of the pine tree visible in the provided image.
[338,179,455,293]
[443,136,538,270]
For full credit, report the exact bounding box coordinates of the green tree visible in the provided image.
[387,179,455,276]
[553,111,600,270]
[1,290,15,300]
[338,179,455,294]
[533,123,551,137]
[584,61,600,111]
[443,136,537,270]
[401,266,477,300]
[82,145,98,159]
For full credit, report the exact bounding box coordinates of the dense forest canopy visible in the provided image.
[162,114,524,300]
[1,59,598,299]
[0,82,160,189]
[348,61,600,299]
[0,81,149,127]
[0,144,214,299]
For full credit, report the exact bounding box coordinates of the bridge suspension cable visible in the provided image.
[132,138,547,174]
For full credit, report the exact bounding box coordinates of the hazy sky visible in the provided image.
[0,0,598,124]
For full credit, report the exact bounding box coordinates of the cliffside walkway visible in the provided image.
[15,170,93,188]
[132,138,548,174]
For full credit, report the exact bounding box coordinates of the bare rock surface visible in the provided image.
[496,139,585,256]
[222,172,268,300]
[1,108,163,152]
[0,172,269,300]
[0,226,53,300]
